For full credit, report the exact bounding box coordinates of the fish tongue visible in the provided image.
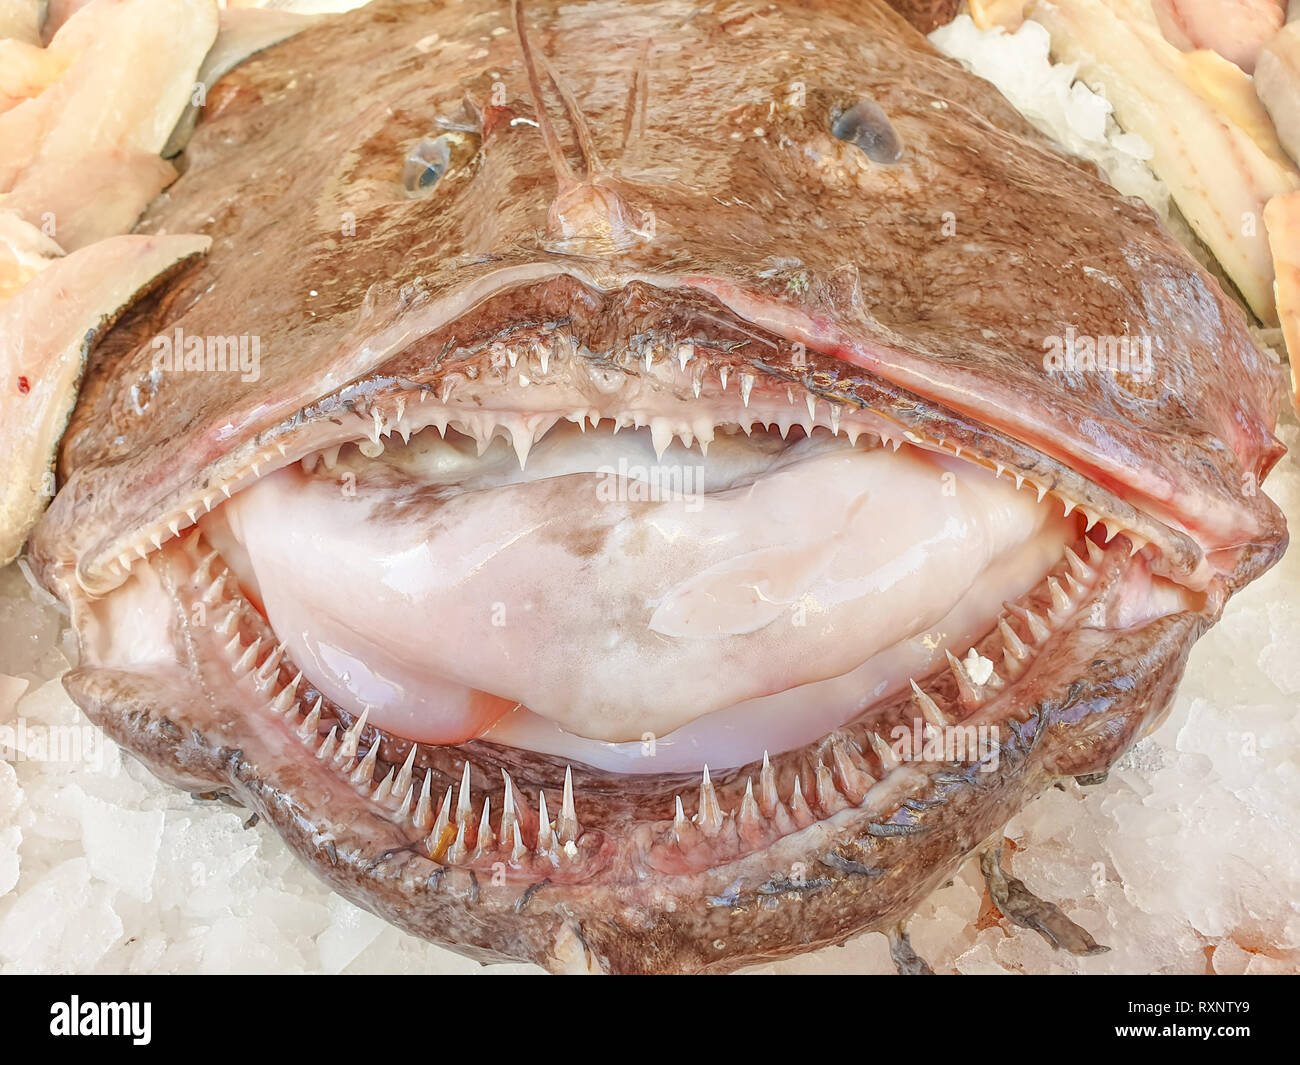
[211,434,1069,746]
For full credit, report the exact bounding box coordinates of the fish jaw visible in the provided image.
[29,293,1250,974]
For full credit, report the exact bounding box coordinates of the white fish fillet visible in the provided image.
[0,234,210,566]
[1030,0,1300,324]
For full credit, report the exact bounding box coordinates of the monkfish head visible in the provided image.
[30,0,1286,973]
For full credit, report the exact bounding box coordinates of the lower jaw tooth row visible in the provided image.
[184,510,1102,868]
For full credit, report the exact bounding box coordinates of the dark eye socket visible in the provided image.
[831,100,903,165]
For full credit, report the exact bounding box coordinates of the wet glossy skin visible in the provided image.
[28,0,1288,972]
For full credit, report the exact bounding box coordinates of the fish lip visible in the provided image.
[38,276,1226,599]
[55,518,1205,973]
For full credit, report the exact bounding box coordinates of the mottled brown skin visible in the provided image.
[29,0,1288,972]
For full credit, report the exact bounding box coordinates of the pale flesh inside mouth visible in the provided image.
[201,402,1076,774]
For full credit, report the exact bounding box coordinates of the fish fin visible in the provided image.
[887,922,935,975]
[979,841,1111,956]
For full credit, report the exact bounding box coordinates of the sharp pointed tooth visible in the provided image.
[394,778,415,818]
[220,484,232,499]
[413,772,434,831]
[393,745,418,798]
[995,463,1005,478]
[256,643,285,683]
[298,697,323,741]
[1024,608,1051,643]
[719,366,730,391]
[1065,572,1086,598]
[447,817,471,864]
[316,726,339,761]
[201,572,229,606]
[1128,534,1148,556]
[1064,544,1092,581]
[672,795,692,844]
[168,520,181,538]
[373,766,396,804]
[1047,576,1072,616]
[507,423,533,470]
[510,820,527,862]
[186,508,198,524]
[805,394,817,423]
[1086,537,1104,565]
[500,769,518,844]
[558,766,580,843]
[815,761,840,809]
[1059,496,1077,517]
[678,343,693,372]
[829,403,842,436]
[739,373,755,407]
[338,708,370,763]
[214,604,240,637]
[507,346,519,368]
[456,762,472,828]
[693,373,703,398]
[150,532,163,550]
[1102,520,1121,543]
[428,786,453,859]
[737,778,762,831]
[846,424,863,446]
[1013,473,1024,490]
[117,552,132,572]
[233,637,262,676]
[944,650,983,710]
[953,443,963,457]
[829,736,869,796]
[696,765,724,835]
[758,750,778,815]
[440,376,457,403]
[869,730,900,769]
[536,790,555,854]
[1081,508,1099,531]
[270,671,302,714]
[999,618,1029,661]
[1034,483,1047,503]
[473,798,495,858]
[650,419,673,460]
[1003,648,1026,680]
[911,678,950,726]
[350,741,380,786]
[788,774,811,819]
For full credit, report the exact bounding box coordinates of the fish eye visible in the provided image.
[402,131,477,195]
[403,135,453,193]
[831,100,903,164]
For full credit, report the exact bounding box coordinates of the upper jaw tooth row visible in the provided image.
[180,524,1106,871]
[104,346,1149,578]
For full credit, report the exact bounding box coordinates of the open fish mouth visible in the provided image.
[49,278,1216,972]
[24,0,1289,973]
